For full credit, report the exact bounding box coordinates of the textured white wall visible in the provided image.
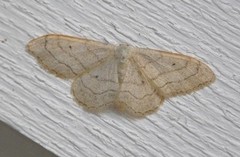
[1,0,240,157]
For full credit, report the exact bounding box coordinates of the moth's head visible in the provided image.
[119,43,130,47]
[116,43,131,52]
[116,43,132,61]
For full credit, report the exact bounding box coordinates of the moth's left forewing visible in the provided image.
[131,47,215,98]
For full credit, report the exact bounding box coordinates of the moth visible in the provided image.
[27,34,215,116]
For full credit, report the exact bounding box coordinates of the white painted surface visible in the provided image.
[0,1,240,157]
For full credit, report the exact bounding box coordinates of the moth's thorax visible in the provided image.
[115,44,132,83]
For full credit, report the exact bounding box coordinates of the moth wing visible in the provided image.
[27,34,115,79]
[132,48,215,98]
[72,58,119,111]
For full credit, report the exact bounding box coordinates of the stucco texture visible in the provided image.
[0,1,240,157]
